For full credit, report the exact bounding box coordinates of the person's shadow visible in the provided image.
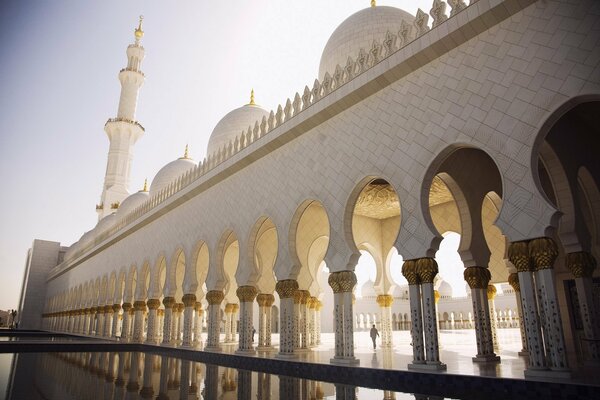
[371,352,379,367]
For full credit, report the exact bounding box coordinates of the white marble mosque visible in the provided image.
[16,0,600,380]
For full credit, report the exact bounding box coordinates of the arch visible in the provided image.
[135,261,150,301]
[124,265,137,303]
[249,217,278,294]
[578,167,600,257]
[166,247,185,299]
[187,240,209,298]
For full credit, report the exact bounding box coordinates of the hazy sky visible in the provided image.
[0,0,468,311]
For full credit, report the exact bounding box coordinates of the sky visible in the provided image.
[0,0,464,311]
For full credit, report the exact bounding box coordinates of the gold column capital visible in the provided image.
[401,260,419,285]
[121,303,132,312]
[133,300,147,312]
[507,241,532,272]
[195,301,204,313]
[236,285,258,302]
[276,279,299,298]
[416,257,438,283]
[376,294,394,307]
[529,237,558,271]
[566,251,597,278]
[182,293,197,307]
[206,290,224,305]
[508,273,520,292]
[146,299,161,310]
[434,290,441,304]
[487,284,497,300]
[162,296,176,308]
[464,266,491,289]
[328,270,357,293]
[257,293,275,307]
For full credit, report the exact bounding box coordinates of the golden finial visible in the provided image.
[134,15,144,41]
[248,89,256,106]
[142,178,148,192]
[182,144,189,159]
[371,0,376,7]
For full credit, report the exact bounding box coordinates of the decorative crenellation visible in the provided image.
[416,258,438,283]
[182,293,197,307]
[376,294,393,307]
[59,0,475,268]
[487,284,497,300]
[206,290,224,305]
[565,251,596,278]
[508,273,520,292]
[276,279,299,298]
[508,241,532,272]
[464,266,491,289]
[328,271,357,293]
[236,285,258,302]
[402,260,419,285]
[529,237,558,271]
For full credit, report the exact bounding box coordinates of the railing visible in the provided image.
[105,117,145,131]
[60,0,474,267]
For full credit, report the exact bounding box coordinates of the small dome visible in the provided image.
[96,213,117,235]
[392,284,408,298]
[207,103,269,156]
[319,5,414,80]
[117,190,149,216]
[150,157,196,196]
[361,279,377,297]
[437,280,453,298]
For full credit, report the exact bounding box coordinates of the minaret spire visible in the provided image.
[248,89,256,106]
[97,18,147,220]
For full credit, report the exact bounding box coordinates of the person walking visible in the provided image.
[370,324,379,350]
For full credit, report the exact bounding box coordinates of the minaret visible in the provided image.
[97,16,146,220]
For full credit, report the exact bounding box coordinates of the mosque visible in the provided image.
[16,0,599,379]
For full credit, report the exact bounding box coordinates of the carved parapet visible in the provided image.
[147,299,161,310]
[162,296,176,309]
[566,251,597,278]
[508,273,520,292]
[508,241,531,272]
[487,285,497,300]
[463,266,491,289]
[276,279,299,299]
[236,286,258,302]
[402,260,419,285]
[134,301,147,312]
[416,258,438,283]
[328,271,357,293]
[256,293,275,307]
[206,291,224,305]
[376,294,394,307]
[529,237,558,270]
[182,294,197,307]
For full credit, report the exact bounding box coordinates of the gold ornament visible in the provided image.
[508,273,520,292]
[434,290,441,304]
[146,299,161,310]
[162,297,176,308]
[376,294,393,307]
[121,303,132,311]
[236,286,258,302]
[133,301,147,312]
[566,251,596,278]
[112,304,121,312]
[463,266,491,289]
[416,258,438,283]
[401,260,419,285]
[206,291,224,305]
[507,241,531,272]
[487,285,497,300]
[257,293,275,307]
[182,293,197,307]
[194,301,203,312]
[134,15,144,41]
[276,279,299,298]
[529,237,558,271]
[328,271,357,293]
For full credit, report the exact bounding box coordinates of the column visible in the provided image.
[96,307,105,337]
[175,303,184,344]
[126,352,141,394]
[146,299,160,344]
[182,294,196,347]
[308,296,317,347]
[157,355,170,400]
[237,369,252,400]
[328,270,359,364]
[299,290,310,350]
[236,285,258,354]
[566,251,600,364]
[257,293,275,350]
[487,285,500,351]
[530,237,570,374]
[121,303,132,340]
[293,291,302,350]
[508,241,549,375]
[417,258,445,369]
[316,300,322,345]
[402,260,425,368]
[224,303,234,343]
[111,304,121,338]
[132,300,146,342]
[206,290,224,350]
[434,290,442,349]
[464,266,499,362]
[103,305,113,337]
[377,294,393,348]
[194,301,204,347]
[257,372,271,400]
[162,297,175,345]
[140,354,155,399]
[508,273,528,355]
[275,279,299,359]
[157,309,164,342]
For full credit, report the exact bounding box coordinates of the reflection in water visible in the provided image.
[5,352,449,399]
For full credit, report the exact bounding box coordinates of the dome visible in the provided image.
[392,284,408,298]
[117,189,149,216]
[95,213,117,234]
[150,157,196,196]
[437,280,453,298]
[361,279,377,297]
[319,5,414,80]
[207,102,269,156]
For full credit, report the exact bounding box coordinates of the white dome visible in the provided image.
[207,104,269,156]
[392,284,408,298]
[361,279,377,297]
[319,5,414,80]
[117,190,149,216]
[96,213,117,234]
[437,280,453,297]
[150,157,196,196]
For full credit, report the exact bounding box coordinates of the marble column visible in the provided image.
[275,279,299,359]
[487,285,500,351]
[434,290,442,349]
[224,303,234,343]
[179,360,191,399]
[121,303,132,340]
[96,307,105,337]
[236,285,258,354]
[566,251,600,364]
[231,303,239,343]
[464,266,499,362]
[145,299,160,344]
[157,355,170,400]
[111,304,121,338]
[174,303,184,345]
[308,296,317,347]
[402,260,425,368]
[530,237,570,375]
[206,290,224,350]
[132,300,147,342]
[157,309,164,342]
[140,354,155,399]
[299,290,311,350]
[257,293,275,350]
[316,300,322,345]
[182,294,196,347]
[162,297,175,345]
[126,352,141,394]
[328,270,359,365]
[237,369,252,400]
[377,294,394,348]
[204,364,219,400]
[508,273,528,355]
[103,305,113,337]
[194,301,203,347]
[417,258,445,369]
[257,372,272,400]
[293,291,302,350]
